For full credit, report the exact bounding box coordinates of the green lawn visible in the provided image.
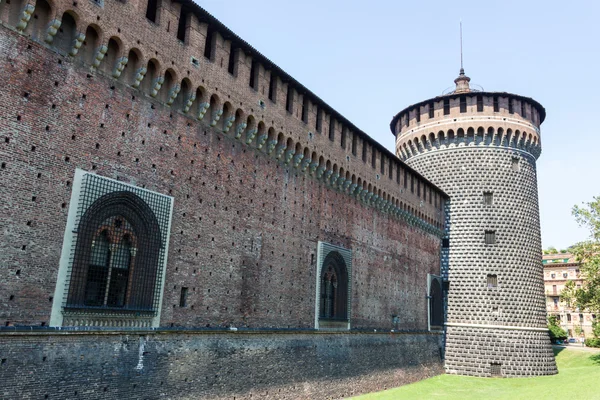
[353,347,600,400]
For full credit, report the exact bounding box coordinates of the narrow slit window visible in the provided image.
[316,107,322,132]
[509,98,514,114]
[486,274,498,288]
[176,7,189,42]
[249,60,258,89]
[146,0,158,22]
[203,28,214,60]
[521,101,527,118]
[459,96,467,113]
[329,116,335,141]
[340,127,346,148]
[179,287,188,307]
[301,96,308,123]
[411,175,414,193]
[371,147,376,168]
[416,107,421,122]
[362,140,367,162]
[268,74,277,102]
[511,157,520,172]
[477,95,483,112]
[352,133,357,155]
[443,98,450,115]
[404,170,408,189]
[485,230,496,245]
[396,165,401,184]
[493,96,499,112]
[428,102,434,118]
[227,47,236,75]
[380,155,385,174]
[286,85,294,113]
[483,191,493,205]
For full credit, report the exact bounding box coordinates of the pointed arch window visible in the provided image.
[319,251,349,321]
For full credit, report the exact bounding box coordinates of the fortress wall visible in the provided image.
[0,0,446,228]
[0,24,441,331]
[0,330,443,399]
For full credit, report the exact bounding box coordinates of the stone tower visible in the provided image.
[390,70,557,377]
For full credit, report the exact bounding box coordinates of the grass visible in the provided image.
[353,347,600,400]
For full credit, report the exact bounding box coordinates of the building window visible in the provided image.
[579,313,584,323]
[352,133,357,156]
[341,127,347,148]
[483,191,493,205]
[176,7,189,43]
[442,238,450,248]
[286,85,294,113]
[553,298,559,307]
[521,102,527,118]
[203,27,214,60]
[487,274,498,288]
[316,107,322,132]
[146,0,158,23]
[316,242,352,330]
[509,98,514,114]
[493,96,499,112]
[567,314,572,322]
[51,169,173,328]
[301,96,309,123]
[551,273,556,279]
[362,140,367,162]
[179,287,188,307]
[485,230,496,245]
[371,147,376,168]
[268,74,277,102]
[563,272,568,278]
[428,275,443,329]
[459,96,467,113]
[477,95,483,112]
[227,46,237,76]
[552,285,557,295]
[249,60,258,89]
[511,157,520,172]
[416,107,421,122]
[428,102,434,118]
[329,116,335,141]
[443,98,450,115]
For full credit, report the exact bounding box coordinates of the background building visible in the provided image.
[543,253,596,339]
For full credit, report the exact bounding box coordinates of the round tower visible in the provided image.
[391,71,557,377]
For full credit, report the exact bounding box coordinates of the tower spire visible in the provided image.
[454,20,471,93]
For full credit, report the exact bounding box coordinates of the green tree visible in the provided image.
[548,315,567,341]
[544,246,559,255]
[570,196,600,314]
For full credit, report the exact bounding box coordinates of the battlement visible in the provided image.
[0,0,447,228]
[392,92,544,161]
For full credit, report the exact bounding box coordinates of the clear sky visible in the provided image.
[198,0,600,250]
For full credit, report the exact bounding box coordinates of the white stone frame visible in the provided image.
[50,169,174,328]
[314,241,352,330]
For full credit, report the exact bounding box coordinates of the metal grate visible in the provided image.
[485,230,496,245]
[490,363,502,377]
[486,274,498,288]
[64,173,172,316]
[483,191,493,205]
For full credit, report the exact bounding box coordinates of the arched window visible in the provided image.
[319,251,348,321]
[66,191,164,313]
[429,275,443,329]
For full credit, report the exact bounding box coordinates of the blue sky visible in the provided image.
[199,0,600,250]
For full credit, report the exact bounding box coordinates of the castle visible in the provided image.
[0,0,553,398]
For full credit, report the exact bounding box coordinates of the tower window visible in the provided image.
[443,99,450,115]
[286,85,294,113]
[483,191,493,205]
[428,102,435,118]
[227,47,237,76]
[511,157,520,172]
[486,274,498,288]
[521,102,527,118]
[329,116,335,141]
[428,275,443,329]
[203,27,214,60]
[442,238,450,248]
[404,170,408,189]
[341,127,347,148]
[301,96,309,123]
[176,7,189,42]
[249,60,258,89]
[411,175,414,193]
[146,0,158,23]
[415,107,421,122]
[485,230,496,245]
[316,107,322,132]
[268,74,277,102]
[371,148,376,169]
[493,96,499,112]
[477,95,483,112]
[459,96,467,113]
[352,133,357,156]
[508,98,514,114]
[362,140,367,162]
[405,112,410,127]
[380,155,385,174]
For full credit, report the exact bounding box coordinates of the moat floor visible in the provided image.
[353,346,600,400]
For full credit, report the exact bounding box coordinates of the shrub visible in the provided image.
[584,338,600,347]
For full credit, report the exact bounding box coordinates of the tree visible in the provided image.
[570,196,600,314]
[544,246,559,255]
[548,314,567,341]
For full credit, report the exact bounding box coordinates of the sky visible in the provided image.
[198,0,600,250]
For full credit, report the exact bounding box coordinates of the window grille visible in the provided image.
[58,171,173,326]
[485,230,496,245]
[511,157,520,172]
[490,363,502,377]
[487,274,498,288]
[483,191,493,205]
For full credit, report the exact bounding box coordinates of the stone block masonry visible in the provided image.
[0,330,443,399]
